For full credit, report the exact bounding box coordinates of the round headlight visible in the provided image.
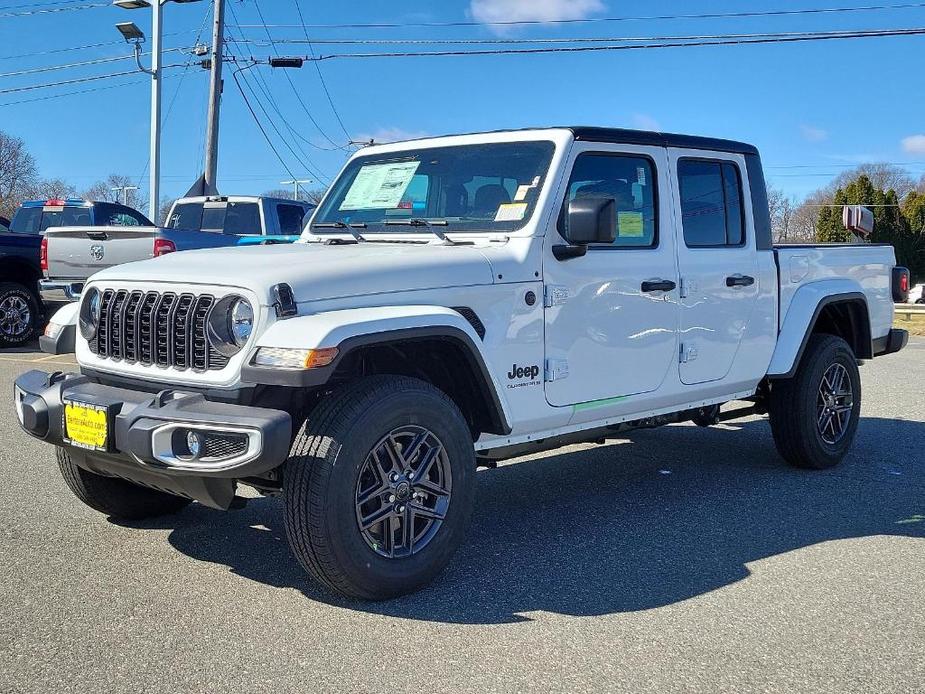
[229,298,253,346]
[207,295,253,357]
[78,287,101,340]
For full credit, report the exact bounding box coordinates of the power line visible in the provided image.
[291,0,351,141]
[0,31,198,61]
[228,1,925,30]
[0,47,187,79]
[0,62,190,95]
[0,78,144,107]
[236,26,925,63]
[226,27,925,46]
[246,0,347,150]
[229,66,298,182]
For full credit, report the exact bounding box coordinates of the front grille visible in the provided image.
[90,289,227,371]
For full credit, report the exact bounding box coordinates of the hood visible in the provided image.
[90,241,497,304]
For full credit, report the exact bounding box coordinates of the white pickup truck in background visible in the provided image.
[15,127,910,600]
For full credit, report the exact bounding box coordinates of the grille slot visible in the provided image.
[88,289,225,371]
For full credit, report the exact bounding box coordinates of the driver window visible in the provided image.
[563,153,658,248]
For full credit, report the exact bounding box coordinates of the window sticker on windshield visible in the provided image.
[617,211,644,237]
[514,176,542,202]
[494,202,528,222]
[340,161,421,211]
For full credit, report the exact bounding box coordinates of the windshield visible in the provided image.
[10,206,89,233]
[312,141,556,233]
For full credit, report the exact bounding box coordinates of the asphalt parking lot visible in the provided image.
[1,341,923,693]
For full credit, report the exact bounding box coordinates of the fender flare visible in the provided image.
[767,280,870,379]
[241,305,512,435]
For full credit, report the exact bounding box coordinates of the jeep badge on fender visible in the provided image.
[508,364,540,380]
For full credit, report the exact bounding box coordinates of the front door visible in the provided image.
[544,144,679,408]
[669,151,760,385]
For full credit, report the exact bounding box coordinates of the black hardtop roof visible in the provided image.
[568,127,759,155]
[436,126,758,155]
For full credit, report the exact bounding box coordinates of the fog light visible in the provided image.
[186,430,203,459]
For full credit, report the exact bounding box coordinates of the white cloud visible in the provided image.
[901,134,925,156]
[800,124,828,142]
[470,0,605,28]
[631,113,661,131]
[354,127,431,145]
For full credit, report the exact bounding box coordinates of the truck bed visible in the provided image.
[774,243,896,342]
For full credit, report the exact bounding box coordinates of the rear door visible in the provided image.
[669,150,760,385]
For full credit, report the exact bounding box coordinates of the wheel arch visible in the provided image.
[243,305,512,437]
[768,283,872,379]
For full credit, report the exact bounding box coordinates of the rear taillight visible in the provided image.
[153,238,176,257]
[40,236,48,272]
[892,266,911,303]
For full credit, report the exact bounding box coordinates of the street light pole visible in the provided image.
[281,179,313,200]
[149,0,162,222]
[111,185,139,205]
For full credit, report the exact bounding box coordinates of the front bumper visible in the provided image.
[39,279,83,303]
[14,370,291,509]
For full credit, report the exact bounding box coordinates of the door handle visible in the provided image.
[725,274,755,288]
[641,279,677,293]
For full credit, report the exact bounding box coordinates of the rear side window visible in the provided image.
[276,204,306,234]
[222,202,261,235]
[561,152,658,248]
[166,202,205,231]
[678,159,745,247]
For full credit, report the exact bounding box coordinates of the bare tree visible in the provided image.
[0,130,38,219]
[261,187,327,204]
[25,178,77,201]
[767,186,797,242]
[82,173,147,211]
[825,163,915,200]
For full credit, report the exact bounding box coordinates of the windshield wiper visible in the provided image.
[384,218,458,245]
[310,221,367,243]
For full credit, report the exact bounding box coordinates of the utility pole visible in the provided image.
[111,185,139,205]
[281,179,313,200]
[203,0,225,194]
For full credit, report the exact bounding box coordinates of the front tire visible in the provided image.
[57,447,192,519]
[283,375,476,600]
[768,334,861,469]
[0,282,39,347]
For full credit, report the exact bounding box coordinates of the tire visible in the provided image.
[0,282,39,347]
[57,447,192,520]
[283,375,476,600]
[768,334,861,469]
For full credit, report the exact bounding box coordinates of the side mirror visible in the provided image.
[554,196,616,260]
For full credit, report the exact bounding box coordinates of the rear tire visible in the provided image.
[57,447,192,520]
[0,282,39,347]
[283,375,476,600]
[768,334,861,469]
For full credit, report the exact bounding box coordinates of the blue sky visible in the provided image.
[2,0,925,203]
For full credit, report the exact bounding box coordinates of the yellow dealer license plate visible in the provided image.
[63,400,109,451]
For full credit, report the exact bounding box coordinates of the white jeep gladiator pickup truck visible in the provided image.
[14,127,910,600]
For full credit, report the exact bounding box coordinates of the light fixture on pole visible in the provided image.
[113,0,202,222]
[281,179,313,201]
